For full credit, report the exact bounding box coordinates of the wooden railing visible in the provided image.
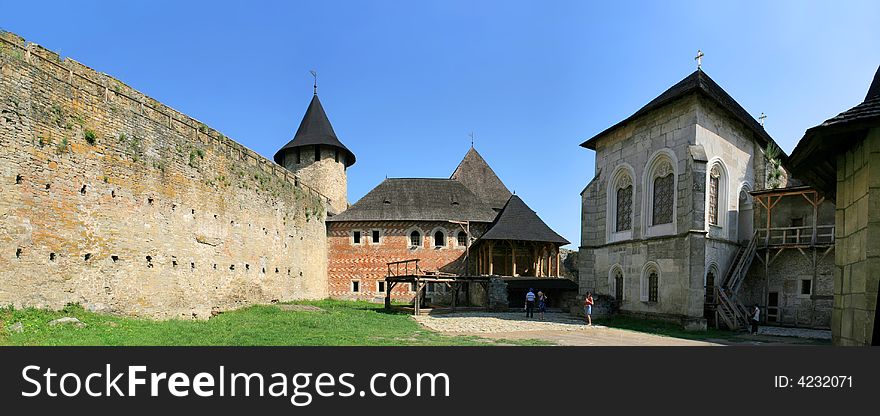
[756,225,835,247]
[387,259,422,277]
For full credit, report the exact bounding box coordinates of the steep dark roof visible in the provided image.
[580,70,785,159]
[273,94,356,167]
[789,65,880,200]
[326,178,497,222]
[479,195,569,245]
[450,147,512,210]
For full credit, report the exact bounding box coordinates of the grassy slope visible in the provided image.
[0,300,551,346]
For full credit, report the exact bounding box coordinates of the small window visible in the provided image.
[410,282,417,292]
[377,281,386,293]
[427,282,435,293]
[434,231,445,248]
[800,279,812,295]
[457,231,467,247]
[335,149,340,162]
[353,231,361,244]
[648,271,659,302]
[352,281,360,293]
[410,231,422,247]
[314,146,321,161]
[371,230,381,244]
[296,148,301,164]
[791,217,805,228]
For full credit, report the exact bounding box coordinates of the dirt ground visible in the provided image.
[414,312,830,346]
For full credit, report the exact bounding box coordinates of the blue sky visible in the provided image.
[2,0,878,247]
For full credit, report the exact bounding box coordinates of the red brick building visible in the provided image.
[326,148,571,304]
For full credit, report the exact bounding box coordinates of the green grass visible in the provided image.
[0,301,552,346]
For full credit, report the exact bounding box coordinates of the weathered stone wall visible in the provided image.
[326,220,487,302]
[0,32,329,319]
[281,145,348,214]
[579,95,706,322]
[832,128,880,345]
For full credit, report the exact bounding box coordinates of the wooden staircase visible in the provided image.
[713,232,758,330]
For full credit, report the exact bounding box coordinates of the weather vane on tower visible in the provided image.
[310,70,317,95]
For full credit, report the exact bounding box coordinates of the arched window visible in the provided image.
[708,165,721,226]
[652,162,674,225]
[615,270,624,301]
[607,164,636,242]
[705,268,716,304]
[434,230,445,248]
[643,151,677,236]
[615,175,633,232]
[457,231,467,247]
[648,271,659,302]
[640,262,661,303]
[410,230,422,247]
[609,265,624,301]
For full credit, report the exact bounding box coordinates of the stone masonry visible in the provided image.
[0,32,329,319]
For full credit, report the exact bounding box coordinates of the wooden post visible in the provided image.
[511,242,517,277]
[556,248,561,277]
[452,282,458,311]
[384,283,391,309]
[414,279,420,315]
[488,242,494,275]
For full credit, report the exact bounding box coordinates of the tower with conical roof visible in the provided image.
[274,92,356,214]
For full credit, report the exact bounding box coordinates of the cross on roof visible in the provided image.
[759,112,767,127]
[469,131,475,148]
[695,50,704,70]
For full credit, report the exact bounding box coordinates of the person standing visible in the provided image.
[750,304,760,335]
[537,290,548,320]
[584,292,594,326]
[525,288,536,318]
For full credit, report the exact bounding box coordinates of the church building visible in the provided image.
[579,68,835,330]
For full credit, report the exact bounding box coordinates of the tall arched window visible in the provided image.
[643,151,677,237]
[607,164,636,242]
[410,230,422,247]
[433,230,445,248]
[652,162,674,225]
[708,165,721,225]
[616,176,633,232]
[457,231,468,247]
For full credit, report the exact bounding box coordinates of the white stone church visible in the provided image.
[578,68,835,330]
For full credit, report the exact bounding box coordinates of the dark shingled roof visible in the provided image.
[450,147,512,210]
[789,65,880,200]
[273,94,356,167]
[326,178,497,222]
[478,195,570,245]
[580,70,786,159]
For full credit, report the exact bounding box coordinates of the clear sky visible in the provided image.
[2,1,878,248]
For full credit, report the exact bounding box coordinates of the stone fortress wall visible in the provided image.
[0,31,330,319]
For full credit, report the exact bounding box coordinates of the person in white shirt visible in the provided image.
[525,288,536,318]
[750,304,760,335]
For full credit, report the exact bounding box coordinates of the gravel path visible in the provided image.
[414,312,587,333]
[414,312,831,346]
